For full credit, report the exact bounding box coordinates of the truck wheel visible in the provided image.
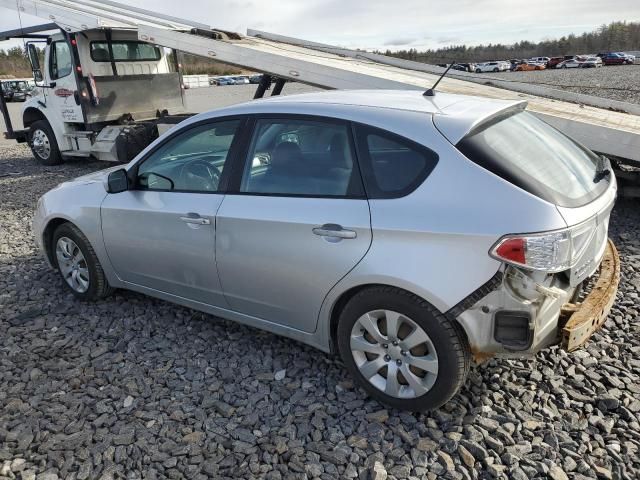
[29,120,62,166]
[52,223,114,301]
[336,286,470,412]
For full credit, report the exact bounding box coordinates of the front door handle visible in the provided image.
[180,213,211,225]
[312,223,357,239]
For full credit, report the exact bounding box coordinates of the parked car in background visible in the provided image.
[580,57,603,68]
[249,74,264,84]
[210,77,235,86]
[232,76,250,84]
[598,53,628,65]
[615,52,635,64]
[451,63,476,73]
[515,62,545,71]
[529,56,550,65]
[1,80,29,102]
[475,61,508,73]
[509,59,525,71]
[547,57,565,68]
[558,58,583,69]
[32,89,618,412]
[1,81,13,102]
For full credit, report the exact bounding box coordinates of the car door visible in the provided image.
[215,116,372,333]
[101,118,245,306]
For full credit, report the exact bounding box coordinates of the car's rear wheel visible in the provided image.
[336,286,470,411]
[29,120,62,166]
[493,67,499,72]
[52,223,114,300]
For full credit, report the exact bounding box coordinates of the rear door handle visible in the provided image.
[180,213,211,225]
[312,224,357,239]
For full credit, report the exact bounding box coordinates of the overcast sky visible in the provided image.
[1,0,639,51]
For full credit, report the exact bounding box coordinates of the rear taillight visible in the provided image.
[490,218,596,272]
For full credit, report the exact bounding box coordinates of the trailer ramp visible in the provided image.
[1,0,640,163]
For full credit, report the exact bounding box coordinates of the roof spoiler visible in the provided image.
[433,100,528,145]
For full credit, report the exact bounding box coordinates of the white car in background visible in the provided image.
[558,58,583,69]
[580,57,603,68]
[475,61,509,73]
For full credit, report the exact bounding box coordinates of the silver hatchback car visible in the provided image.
[33,90,619,411]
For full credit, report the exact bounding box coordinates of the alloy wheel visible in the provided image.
[56,236,90,293]
[350,309,438,399]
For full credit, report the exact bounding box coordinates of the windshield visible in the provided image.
[456,111,610,207]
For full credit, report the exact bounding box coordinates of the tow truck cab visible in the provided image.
[19,29,189,163]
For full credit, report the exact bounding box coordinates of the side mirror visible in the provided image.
[27,44,43,83]
[106,169,129,193]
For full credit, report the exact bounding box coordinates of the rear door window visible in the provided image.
[354,125,438,198]
[456,110,610,207]
[240,118,363,197]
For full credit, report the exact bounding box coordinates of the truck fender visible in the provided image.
[22,105,70,152]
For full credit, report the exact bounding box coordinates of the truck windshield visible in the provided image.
[456,111,610,208]
[90,41,161,62]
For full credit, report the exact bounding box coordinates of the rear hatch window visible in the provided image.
[456,111,611,208]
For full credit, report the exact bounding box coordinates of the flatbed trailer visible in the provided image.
[1,0,640,171]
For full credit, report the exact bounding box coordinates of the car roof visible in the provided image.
[187,89,527,144]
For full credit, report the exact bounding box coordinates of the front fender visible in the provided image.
[33,181,120,286]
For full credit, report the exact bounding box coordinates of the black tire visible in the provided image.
[52,223,114,301]
[336,286,470,411]
[29,120,62,166]
[493,67,499,72]
[475,69,481,73]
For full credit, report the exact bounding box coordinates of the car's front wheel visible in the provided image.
[52,223,114,300]
[337,286,470,411]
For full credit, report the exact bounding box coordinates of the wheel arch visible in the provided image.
[42,217,78,267]
[327,282,470,354]
[23,107,47,129]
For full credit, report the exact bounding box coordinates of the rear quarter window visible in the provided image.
[354,124,438,199]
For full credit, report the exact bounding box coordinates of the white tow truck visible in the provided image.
[1,0,640,174]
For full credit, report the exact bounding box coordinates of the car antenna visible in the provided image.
[423,62,455,97]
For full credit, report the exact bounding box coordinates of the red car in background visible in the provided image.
[547,57,565,68]
[597,53,629,65]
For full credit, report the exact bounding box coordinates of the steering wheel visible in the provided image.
[180,159,221,191]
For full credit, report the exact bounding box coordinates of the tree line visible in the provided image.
[381,21,640,64]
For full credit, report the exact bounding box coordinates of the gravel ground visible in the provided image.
[1,145,640,480]
[477,65,640,104]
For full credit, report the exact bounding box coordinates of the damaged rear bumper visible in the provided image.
[560,239,620,351]
[455,239,620,362]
